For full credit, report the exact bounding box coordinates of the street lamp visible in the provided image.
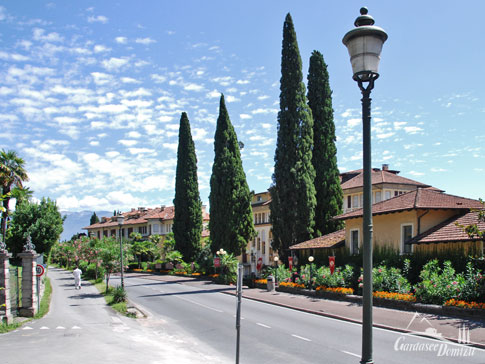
[343,7,387,364]
[308,256,314,290]
[117,214,125,289]
[273,256,279,284]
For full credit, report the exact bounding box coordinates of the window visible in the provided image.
[375,191,381,203]
[347,196,351,209]
[153,224,159,233]
[350,229,359,255]
[128,227,133,236]
[401,224,413,254]
[110,229,116,236]
[385,191,391,200]
[262,242,266,255]
[360,194,364,207]
[353,195,359,208]
[139,226,147,235]
[257,238,260,251]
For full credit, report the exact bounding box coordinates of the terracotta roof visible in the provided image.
[289,229,345,250]
[336,189,483,220]
[340,168,431,190]
[408,211,485,244]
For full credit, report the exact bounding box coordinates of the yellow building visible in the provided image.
[335,189,484,255]
[340,164,441,213]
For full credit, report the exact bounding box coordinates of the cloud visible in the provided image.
[240,114,252,120]
[162,143,178,152]
[88,15,108,24]
[94,45,110,53]
[226,95,240,103]
[119,139,138,147]
[206,90,220,99]
[346,118,361,128]
[33,28,64,42]
[403,126,423,134]
[121,77,140,84]
[151,74,166,83]
[135,37,156,45]
[115,36,127,44]
[376,132,395,139]
[184,83,204,92]
[251,108,278,115]
[102,57,129,71]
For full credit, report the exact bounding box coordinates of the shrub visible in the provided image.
[372,261,411,293]
[112,285,127,304]
[414,260,466,305]
[314,264,354,288]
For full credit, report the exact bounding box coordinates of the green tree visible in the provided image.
[90,212,100,225]
[10,186,34,208]
[307,50,344,236]
[173,112,203,261]
[7,197,64,257]
[0,149,29,242]
[209,95,255,256]
[270,14,316,262]
[98,237,122,292]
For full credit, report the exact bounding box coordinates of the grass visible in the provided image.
[0,276,52,334]
[92,280,134,318]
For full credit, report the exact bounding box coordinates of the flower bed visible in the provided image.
[445,299,485,310]
[373,291,416,302]
[279,281,305,289]
[316,286,354,295]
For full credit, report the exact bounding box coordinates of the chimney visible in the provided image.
[160,205,166,210]
[382,164,389,171]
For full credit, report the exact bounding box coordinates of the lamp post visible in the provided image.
[117,214,125,289]
[273,256,279,284]
[343,8,387,364]
[308,256,314,290]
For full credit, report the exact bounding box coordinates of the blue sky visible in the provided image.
[1,1,484,213]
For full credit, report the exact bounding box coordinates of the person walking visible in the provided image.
[73,266,82,290]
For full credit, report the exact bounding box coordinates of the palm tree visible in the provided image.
[10,186,34,208]
[0,149,29,242]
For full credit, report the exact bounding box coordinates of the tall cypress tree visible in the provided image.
[173,112,203,261]
[209,95,255,256]
[90,212,100,225]
[270,13,316,262]
[307,50,344,236]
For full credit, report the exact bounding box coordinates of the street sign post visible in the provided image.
[235,263,243,364]
[35,264,45,277]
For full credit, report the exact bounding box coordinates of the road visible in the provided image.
[115,273,485,364]
[0,268,227,364]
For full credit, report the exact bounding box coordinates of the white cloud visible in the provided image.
[408,171,425,176]
[151,74,166,83]
[102,57,129,71]
[376,132,395,139]
[240,114,252,120]
[206,90,220,99]
[184,83,204,92]
[226,95,240,103]
[126,131,141,138]
[121,77,140,84]
[346,118,361,128]
[135,37,156,45]
[119,139,138,147]
[403,126,423,134]
[162,143,178,152]
[115,36,127,44]
[251,108,278,115]
[88,15,108,24]
[91,72,113,85]
[33,28,63,42]
[94,45,110,53]
[128,147,155,155]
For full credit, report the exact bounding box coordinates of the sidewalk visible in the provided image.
[127,273,485,349]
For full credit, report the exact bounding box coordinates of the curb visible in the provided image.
[221,290,485,351]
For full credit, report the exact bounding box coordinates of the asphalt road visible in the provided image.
[0,268,227,364]
[115,273,485,364]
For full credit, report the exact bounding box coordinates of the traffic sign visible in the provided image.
[35,264,45,277]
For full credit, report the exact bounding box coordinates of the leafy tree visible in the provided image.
[10,186,34,208]
[90,212,100,225]
[98,237,122,292]
[307,50,344,236]
[0,149,29,242]
[7,197,64,257]
[209,95,256,256]
[173,112,203,261]
[271,14,316,262]
[130,239,155,268]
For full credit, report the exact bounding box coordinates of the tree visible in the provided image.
[10,186,34,208]
[173,112,203,261]
[0,149,29,242]
[7,197,64,257]
[209,95,256,256]
[307,50,344,236]
[90,212,100,225]
[270,13,316,262]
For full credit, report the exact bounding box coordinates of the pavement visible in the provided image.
[124,272,485,349]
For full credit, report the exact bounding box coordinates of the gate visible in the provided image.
[9,267,20,317]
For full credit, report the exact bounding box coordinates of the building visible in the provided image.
[340,164,442,213]
[84,205,210,241]
[335,188,484,255]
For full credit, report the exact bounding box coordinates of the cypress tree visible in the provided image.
[270,13,316,262]
[173,112,203,261]
[90,212,100,225]
[307,50,344,236]
[209,95,255,256]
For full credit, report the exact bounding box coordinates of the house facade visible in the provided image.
[340,164,441,213]
[335,189,484,255]
[84,205,210,241]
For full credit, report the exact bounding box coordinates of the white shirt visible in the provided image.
[73,268,82,279]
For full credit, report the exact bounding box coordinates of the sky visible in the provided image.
[1,1,484,213]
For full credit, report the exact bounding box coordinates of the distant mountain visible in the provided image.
[60,210,111,241]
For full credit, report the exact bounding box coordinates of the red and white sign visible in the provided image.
[256,257,263,271]
[288,257,293,271]
[35,264,45,277]
[329,256,335,275]
[213,257,221,268]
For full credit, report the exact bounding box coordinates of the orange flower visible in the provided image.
[373,291,416,302]
[315,286,354,295]
[445,299,485,309]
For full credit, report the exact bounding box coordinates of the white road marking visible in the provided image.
[176,295,223,313]
[56,326,65,330]
[291,334,311,342]
[40,326,49,330]
[341,350,360,358]
[22,326,33,330]
[72,326,81,329]
[256,323,271,329]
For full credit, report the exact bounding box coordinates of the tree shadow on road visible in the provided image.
[138,287,234,298]
[68,293,103,299]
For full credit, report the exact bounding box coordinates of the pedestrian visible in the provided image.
[73,266,82,290]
